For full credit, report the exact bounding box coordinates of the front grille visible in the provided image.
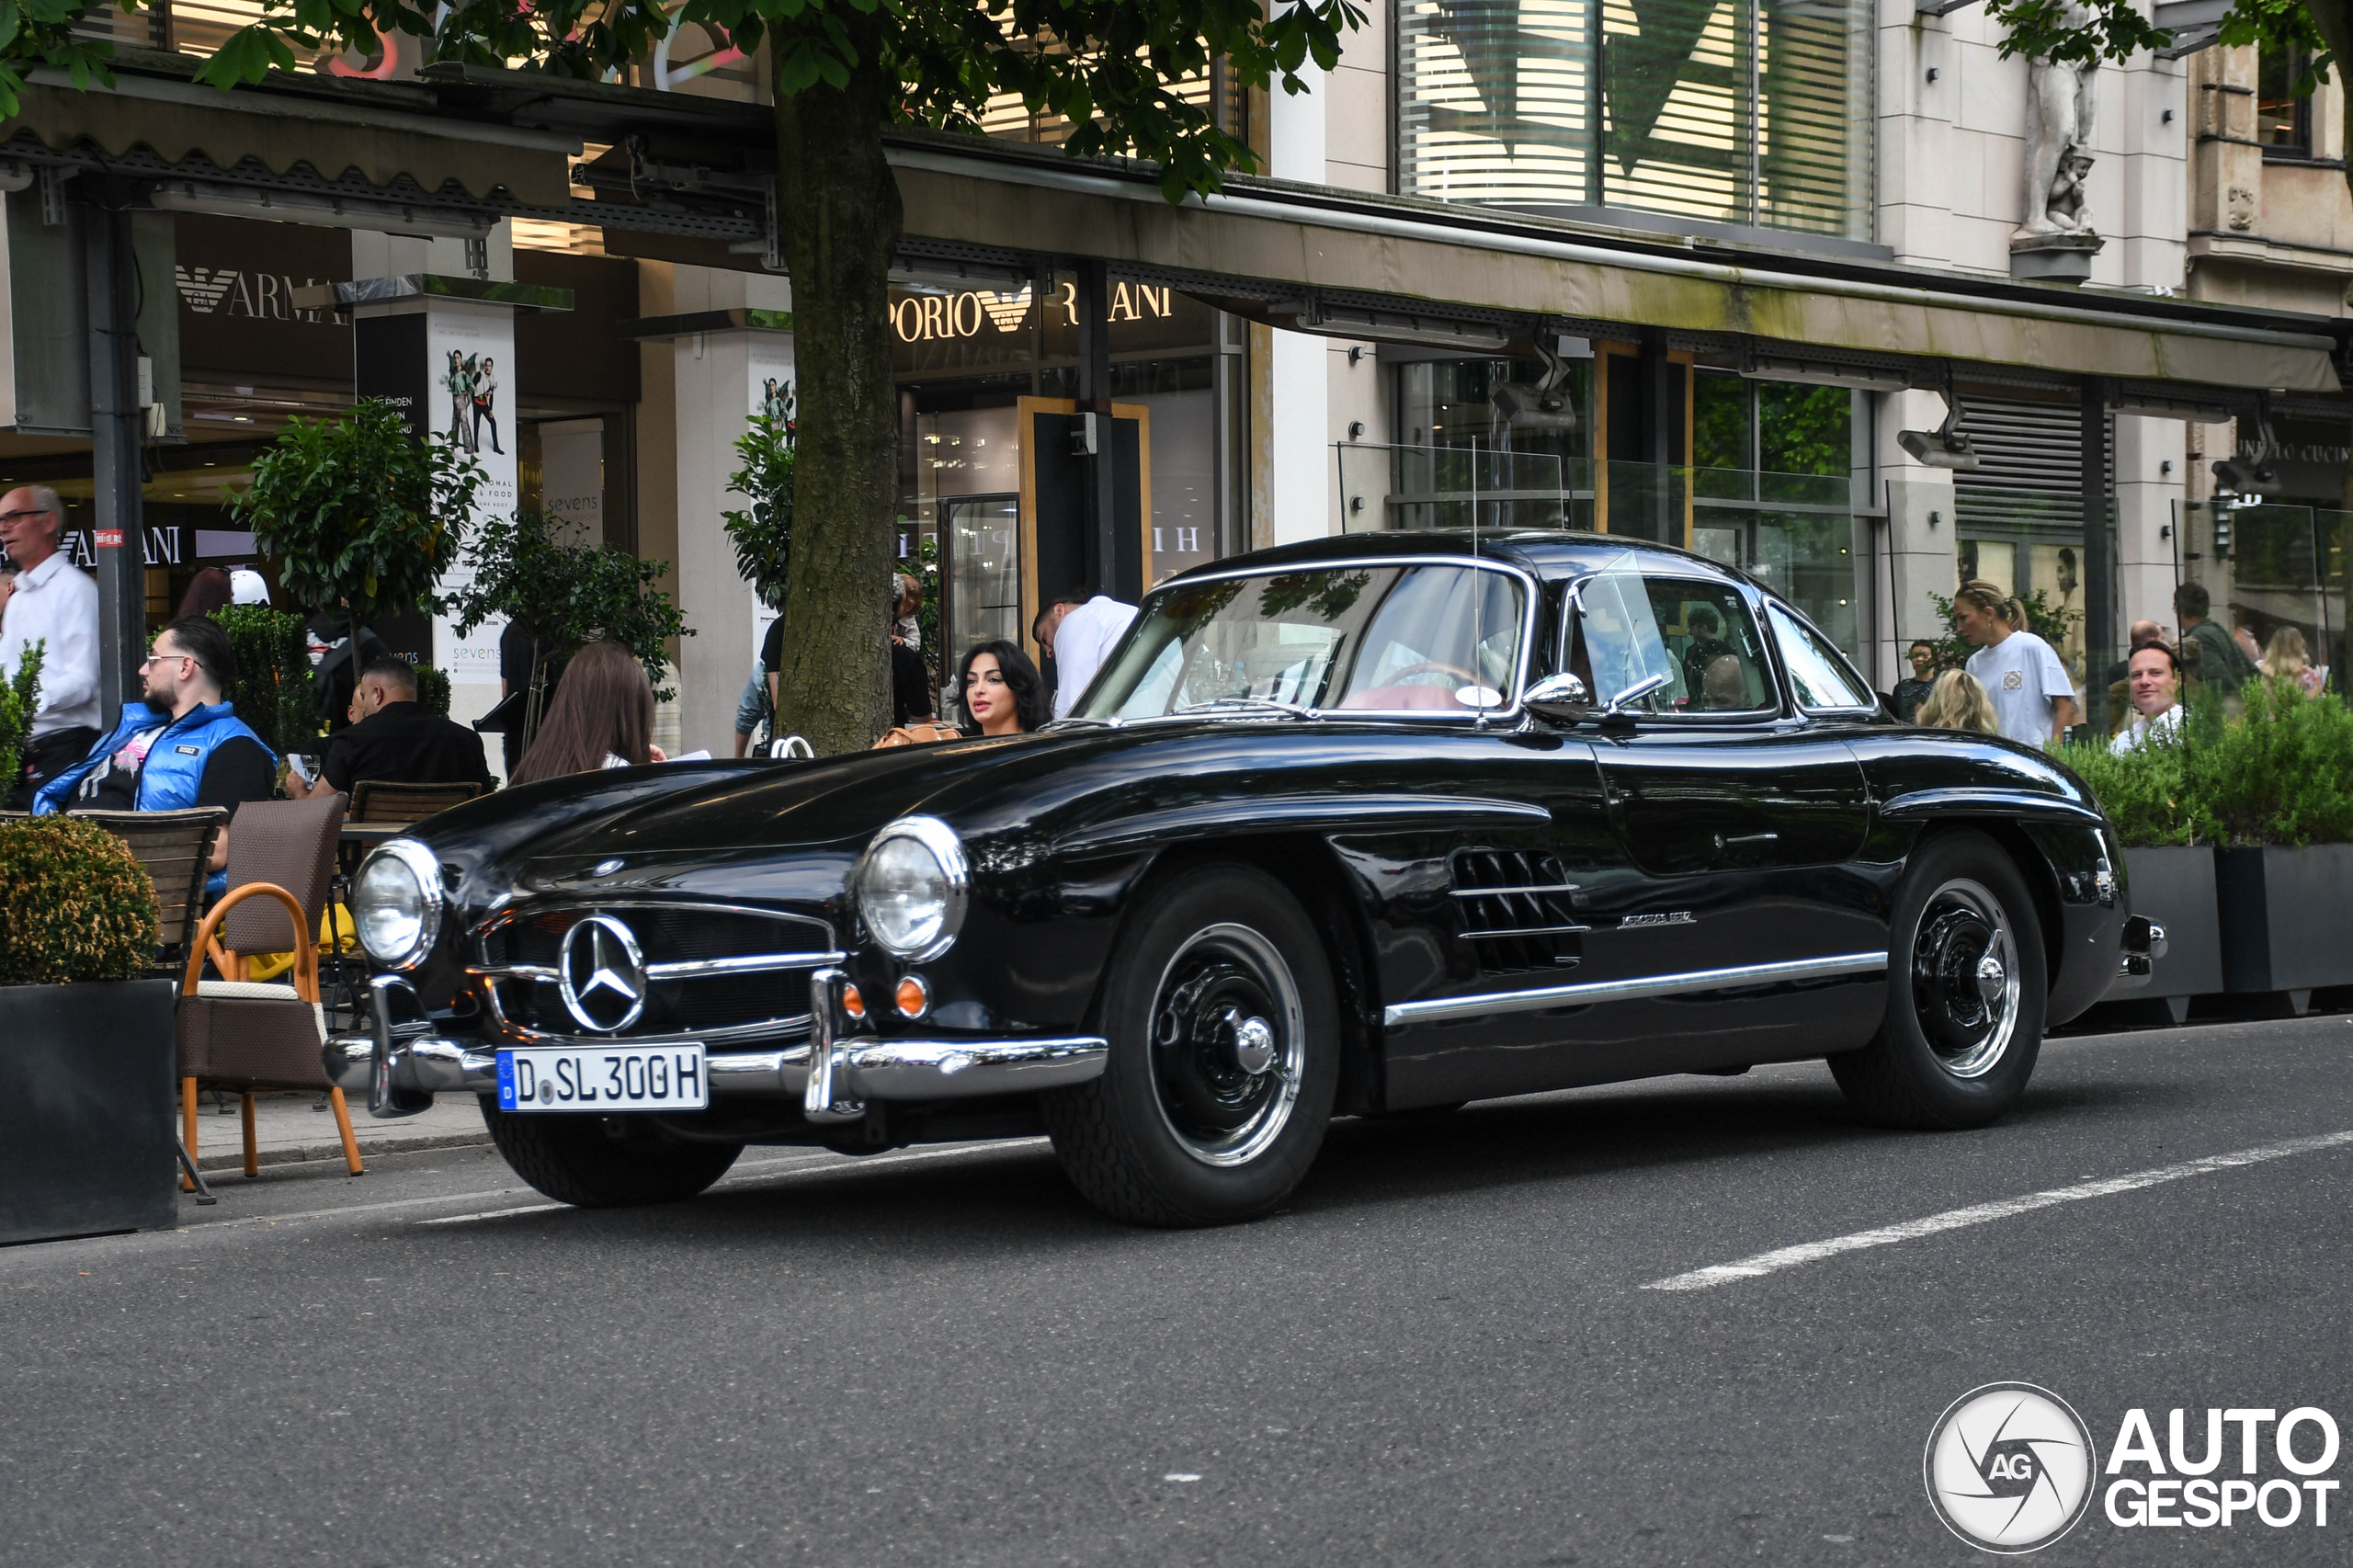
[474,902,839,1043]
[1450,849,1587,974]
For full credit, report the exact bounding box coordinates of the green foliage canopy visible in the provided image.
[208,604,318,759]
[441,510,693,702]
[2062,681,2353,847]
[230,398,484,630]
[723,413,795,614]
[0,639,41,801]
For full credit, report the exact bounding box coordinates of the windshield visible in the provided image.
[1078,563,1528,721]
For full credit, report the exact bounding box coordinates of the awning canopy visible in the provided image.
[2,52,578,205]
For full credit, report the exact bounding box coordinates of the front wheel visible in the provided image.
[482,1101,743,1208]
[1829,831,2048,1130]
[1043,863,1340,1225]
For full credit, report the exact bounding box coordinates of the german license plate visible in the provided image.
[496,1044,708,1113]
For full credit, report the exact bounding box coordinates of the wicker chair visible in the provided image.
[176,794,359,1182]
[348,778,485,824]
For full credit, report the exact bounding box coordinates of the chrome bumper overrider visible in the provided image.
[324,974,1107,1120]
[2113,915,2169,987]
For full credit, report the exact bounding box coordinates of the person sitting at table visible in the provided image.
[290,653,495,801]
[34,615,276,892]
[509,640,667,784]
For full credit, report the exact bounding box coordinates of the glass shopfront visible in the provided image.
[892,274,1240,699]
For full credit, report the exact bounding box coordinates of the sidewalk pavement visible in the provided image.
[190,1088,491,1173]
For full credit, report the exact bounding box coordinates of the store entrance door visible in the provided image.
[940,493,1022,713]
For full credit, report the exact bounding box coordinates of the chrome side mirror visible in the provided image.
[1603,672,1670,716]
[1525,672,1591,722]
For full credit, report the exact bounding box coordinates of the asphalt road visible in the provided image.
[5,1012,2350,1567]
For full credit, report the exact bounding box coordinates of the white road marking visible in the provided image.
[418,1204,563,1225]
[1643,1129,2353,1292]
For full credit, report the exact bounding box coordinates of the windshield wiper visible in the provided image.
[1173,695,1316,720]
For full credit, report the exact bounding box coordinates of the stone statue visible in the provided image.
[2017,8,2099,239]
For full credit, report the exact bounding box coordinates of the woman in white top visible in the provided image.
[1953,579,2081,746]
[510,639,667,784]
[2111,642,2184,755]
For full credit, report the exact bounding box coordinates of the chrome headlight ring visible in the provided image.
[351,837,446,971]
[854,815,970,961]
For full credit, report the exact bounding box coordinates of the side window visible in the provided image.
[1768,602,1877,711]
[1564,574,1774,716]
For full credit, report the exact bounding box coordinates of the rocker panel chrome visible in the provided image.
[1383,951,1892,1028]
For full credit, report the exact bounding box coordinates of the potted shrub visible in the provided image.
[0,817,176,1244]
[0,642,43,798]
[210,602,319,762]
[2061,724,2222,1021]
[439,509,691,752]
[2188,682,2353,1011]
[2065,681,2353,1017]
[230,397,483,721]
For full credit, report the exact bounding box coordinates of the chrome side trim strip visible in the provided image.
[1382,951,1890,1028]
[1461,924,1593,939]
[1055,793,1550,857]
[1450,884,1581,899]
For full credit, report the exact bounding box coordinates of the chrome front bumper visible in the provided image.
[326,973,1107,1121]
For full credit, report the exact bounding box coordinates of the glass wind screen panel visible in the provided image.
[945,496,1022,656]
[1082,566,1526,719]
[1398,0,1870,240]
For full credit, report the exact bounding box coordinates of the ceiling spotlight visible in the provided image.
[1898,384,1980,471]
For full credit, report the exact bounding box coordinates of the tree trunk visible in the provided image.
[770,28,903,756]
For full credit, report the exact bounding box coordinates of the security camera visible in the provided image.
[2211,456,2278,497]
[1897,426,1981,470]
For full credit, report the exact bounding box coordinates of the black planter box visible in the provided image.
[2120,846,2224,1008]
[0,980,178,1246]
[2217,845,2353,998]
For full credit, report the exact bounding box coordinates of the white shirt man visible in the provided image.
[2111,642,2184,756]
[1953,585,2080,747]
[1037,594,1138,720]
[0,485,102,806]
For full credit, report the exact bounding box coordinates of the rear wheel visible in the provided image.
[482,1101,743,1208]
[1830,832,2047,1130]
[1043,863,1339,1225]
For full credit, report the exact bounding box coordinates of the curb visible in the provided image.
[195,1129,494,1173]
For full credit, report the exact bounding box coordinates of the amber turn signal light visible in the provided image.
[894,974,929,1019]
[840,983,867,1020]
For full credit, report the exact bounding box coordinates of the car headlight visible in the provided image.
[854,815,969,960]
[352,838,446,970]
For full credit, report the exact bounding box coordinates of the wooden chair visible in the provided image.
[68,807,227,975]
[176,794,360,1183]
[348,778,484,824]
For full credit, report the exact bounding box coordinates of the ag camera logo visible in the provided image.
[1924,1382,2098,1553]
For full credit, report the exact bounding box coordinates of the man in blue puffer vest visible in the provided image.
[37,614,279,894]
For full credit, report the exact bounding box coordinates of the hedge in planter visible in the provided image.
[0,817,177,1244]
[0,816,158,985]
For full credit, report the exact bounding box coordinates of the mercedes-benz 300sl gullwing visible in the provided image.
[331,532,2159,1225]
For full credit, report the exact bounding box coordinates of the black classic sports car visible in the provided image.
[332,530,2162,1224]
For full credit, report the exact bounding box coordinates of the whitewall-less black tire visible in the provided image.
[1043,862,1340,1225]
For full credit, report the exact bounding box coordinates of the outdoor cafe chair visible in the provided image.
[347,778,485,824]
[176,793,361,1184]
[68,807,226,978]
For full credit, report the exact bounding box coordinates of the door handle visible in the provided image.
[1711,831,1779,852]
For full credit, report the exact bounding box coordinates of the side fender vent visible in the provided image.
[1450,849,1589,973]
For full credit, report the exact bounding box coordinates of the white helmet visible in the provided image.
[228,568,271,606]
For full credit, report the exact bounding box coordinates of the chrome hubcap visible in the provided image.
[1912,878,2020,1080]
[1149,924,1304,1168]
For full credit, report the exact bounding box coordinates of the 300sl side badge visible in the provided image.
[1619,912,1697,928]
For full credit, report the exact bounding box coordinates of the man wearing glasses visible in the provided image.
[34,616,276,894]
[0,485,102,809]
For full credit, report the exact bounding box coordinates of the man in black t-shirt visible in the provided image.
[295,654,494,799]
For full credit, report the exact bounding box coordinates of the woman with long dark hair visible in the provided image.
[955,639,1050,736]
[510,640,665,784]
[176,567,234,620]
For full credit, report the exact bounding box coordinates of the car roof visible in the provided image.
[1183,528,1757,592]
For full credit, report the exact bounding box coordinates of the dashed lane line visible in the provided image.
[1642,1129,2353,1292]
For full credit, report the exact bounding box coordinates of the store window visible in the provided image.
[1398,0,1874,241]
[1688,369,1859,656]
[892,275,1233,687]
